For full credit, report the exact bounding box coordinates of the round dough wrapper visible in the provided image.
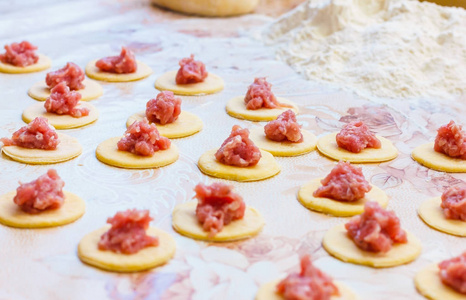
[226,96,299,122]
[255,279,358,300]
[298,178,388,217]
[323,224,422,268]
[151,0,260,17]
[172,201,264,242]
[249,127,317,157]
[2,132,82,164]
[155,70,224,96]
[415,264,465,300]
[0,54,51,74]
[96,137,179,169]
[0,190,85,228]
[412,142,466,173]
[78,226,176,272]
[22,102,99,130]
[418,197,466,237]
[126,111,203,139]
[198,149,280,182]
[85,60,152,82]
[317,133,398,163]
[27,79,103,102]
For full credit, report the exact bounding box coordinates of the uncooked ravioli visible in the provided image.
[85,60,152,82]
[226,96,299,122]
[415,264,465,300]
[0,54,51,74]
[155,70,224,95]
[412,142,466,172]
[28,79,103,102]
[418,197,466,237]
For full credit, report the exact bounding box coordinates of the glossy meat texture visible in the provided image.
[98,209,159,254]
[345,202,407,253]
[276,255,339,300]
[45,62,85,90]
[264,110,303,143]
[438,252,466,294]
[434,121,466,159]
[44,82,89,118]
[0,117,59,150]
[0,41,39,67]
[13,169,65,214]
[146,91,182,125]
[175,54,208,84]
[244,77,282,110]
[117,118,171,156]
[95,47,137,74]
[194,183,246,237]
[215,125,262,167]
[441,185,466,221]
[313,161,371,202]
[336,121,381,153]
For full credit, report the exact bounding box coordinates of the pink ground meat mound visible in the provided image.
[44,82,89,118]
[175,54,208,84]
[441,184,466,221]
[0,41,39,67]
[438,252,466,294]
[215,125,262,167]
[313,161,372,202]
[0,117,59,150]
[98,209,159,254]
[45,62,85,90]
[276,255,339,300]
[117,118,171,156]
[345,202,407,253]
[336,121,381,153]
[244,77,283,110]
[194,183,246,237]
[13,169,65,214]
[264,110,303,143]
[146,91,182,125]
[95,47,137,74]
[434,121,466,159]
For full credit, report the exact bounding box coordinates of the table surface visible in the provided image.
[0,1,464,300]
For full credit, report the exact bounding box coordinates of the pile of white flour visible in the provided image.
[263,0,466,100]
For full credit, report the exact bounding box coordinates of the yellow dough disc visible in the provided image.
[226,96,299,122]
[22,102,99,130]
[298,178,388,217]
[78,226,176,272]
[27,79,103,102]
[415,264,465,300]
[172,201,264,242]
[418,197,466,237]
[0,190,85,228]
[151,0,260,17]
[255,279,358,300]
[249,127,317,157]
[323,224,422,268]
[85,60,152,82]
[0,54,51,74]
[154,70,224,96]
[95,137,179,169]
[317,133,398,163]
[198,149,280,182]
[2,132,82,164]
[412,142,466,173]
[126,111,203,139]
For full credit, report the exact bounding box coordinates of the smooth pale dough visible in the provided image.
[78,226,176,272]
[198,149,280,182]
[418,197,466,237]
[22,102,99,130]
[317,132,398,163]
[298,178,388,217]
[0,190,85,228]
[226,96,299,122]
[85,60,152,82]
[412,142,466,173]
[0,54,51,74]
[249,127,317,157]
[2,132,82,164]
[255,279,358,300]
[415,264,465,300]
[172,201,264,242]
[155,70,224,96]
[323,224,422,268]
[95,137,179,169]
[27,79,103,102]
[126,111,203,139]
[151,0,260,17]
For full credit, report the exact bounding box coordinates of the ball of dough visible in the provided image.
[151,0,260,17]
